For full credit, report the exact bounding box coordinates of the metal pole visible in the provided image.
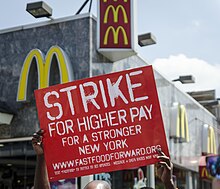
[24,143,27,189]
[75,0,90,15]
[146,165,155,188]
[89,0,93,13]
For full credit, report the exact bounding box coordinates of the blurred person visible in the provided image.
[32,130,176,189]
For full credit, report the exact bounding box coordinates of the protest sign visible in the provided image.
[35,65,169,181]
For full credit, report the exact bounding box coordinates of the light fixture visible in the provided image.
[26,1,53,19]
[0,112,14,125]
[138,33,157,47]
[172,75,195,84]
[188,90,215,101]
[199,99,220,107]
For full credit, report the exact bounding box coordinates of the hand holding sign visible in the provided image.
[32,130,44,156]
[156,149,176,189]
[35,65,169,182]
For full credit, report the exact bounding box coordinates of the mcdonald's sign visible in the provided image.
[170,103,189,143]
[199,166,213,180]
[17,46,73,102]
[208,126,217,154]
[103,5,128,24]
[104,26,128,45]
[202,124,217,154]
[99,0,131,48]
[97,0,137,61]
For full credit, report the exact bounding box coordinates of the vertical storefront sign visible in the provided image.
[97,0,137,61]
[99,0,131,48]
[35,65,169,181]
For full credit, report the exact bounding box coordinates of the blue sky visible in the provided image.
[137,0,220,64]
[1,0,220,96]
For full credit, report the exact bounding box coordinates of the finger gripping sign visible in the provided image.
[34,65,169,182]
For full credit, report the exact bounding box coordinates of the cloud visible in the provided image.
[191,20,201,28]
[152,54,220,97]
[191,20,202,31]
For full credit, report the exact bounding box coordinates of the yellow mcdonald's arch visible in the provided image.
[176,104,189,142]
[201,167,213,179]
[103,0,128,3]
[201,167,208,177]
[17,46,73,102]
[104,5,128,23]
[208,126,217,154]
[104,26,128,45]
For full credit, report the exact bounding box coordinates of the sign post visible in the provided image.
[35,65,169,182]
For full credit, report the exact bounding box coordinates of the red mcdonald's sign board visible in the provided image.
[199,166,213,180]
[99,0,131,48]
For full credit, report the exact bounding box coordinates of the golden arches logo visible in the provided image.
[208,126,217,154]
[170,104,189,142]
[104,26,128,45]
[201,167,208,177]
[104,5,128,23]
[200,167,213,179]
[17,46,73,102]
[176,104,189,142]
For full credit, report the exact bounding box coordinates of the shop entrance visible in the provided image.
[0,140,35,189]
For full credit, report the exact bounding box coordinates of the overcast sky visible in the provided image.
[1,0,220,97]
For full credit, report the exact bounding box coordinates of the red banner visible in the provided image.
[35,65,169,181]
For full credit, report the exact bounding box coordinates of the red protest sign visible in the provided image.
[34,65,169,182]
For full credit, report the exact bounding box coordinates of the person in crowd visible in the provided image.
[32,130,177,189]
[84,180,111,189]
[156,149,176,189]
[32,130,50,189]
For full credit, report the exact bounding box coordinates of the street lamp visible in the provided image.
[26,1,53,19]
[138,33,157,47]
[199,99,220,107]
[172,75,195,84]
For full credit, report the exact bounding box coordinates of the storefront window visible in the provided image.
[173,167,187,189]
[0,141,35,189]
